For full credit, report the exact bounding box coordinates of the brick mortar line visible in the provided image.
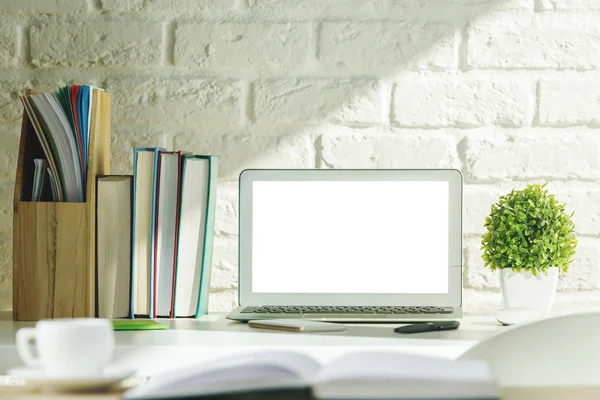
[7,121,600,130]
[314,136,323,168]
[0,69,472,79]
[7,11,600,23]
[22,12,600,25]
[463,287,600,294]
[381,79,393,126]
[14,23,27,67]
[242,82,255,125]
[462,66,600,72]
[27,15,535,23]
[533,80,542,126]
[6,15,488,23]
[313,22,322,61]
[390,123,526,129]
[163,20,176,66]
[457,138,467,174]
[535,123,600,129]
[4,113,600,129]
[4,68,600,79]
[388,83,396,125]
[464,178,600,185]
[457,25,469,71]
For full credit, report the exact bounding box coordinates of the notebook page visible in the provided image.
[315,351,492,383]
[124,351,321,399]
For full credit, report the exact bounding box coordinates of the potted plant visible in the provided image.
[481,183,577,316]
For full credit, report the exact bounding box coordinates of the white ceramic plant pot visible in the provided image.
[500,267,559,317]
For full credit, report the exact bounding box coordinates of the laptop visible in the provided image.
[226,169,463,322]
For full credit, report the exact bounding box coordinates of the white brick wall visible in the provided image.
[320,21,456,71]
[107,78,242,126]
[539,74,600,125]
[468,10,600,69]
[392,73,535,126]
[175,22,311,75]
[1,0,600,313]
[464,128,600,180]
[254,80,386,124]
[31,21,163,67]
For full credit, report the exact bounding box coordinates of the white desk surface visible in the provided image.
[0,312,504,376]
[1,312,600,400]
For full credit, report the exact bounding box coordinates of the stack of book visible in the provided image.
[97,149,219,319]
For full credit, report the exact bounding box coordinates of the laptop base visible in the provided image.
[226,306,462,323]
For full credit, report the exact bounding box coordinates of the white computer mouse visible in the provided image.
[495,307,541,326]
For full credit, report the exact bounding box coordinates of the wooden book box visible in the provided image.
[12,89,110,321]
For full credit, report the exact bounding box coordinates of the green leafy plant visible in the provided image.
[481,183,577,276]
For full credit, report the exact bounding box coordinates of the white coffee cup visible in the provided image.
[16,318,114,378]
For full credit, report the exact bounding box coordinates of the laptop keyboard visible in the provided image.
[240,306,453,315]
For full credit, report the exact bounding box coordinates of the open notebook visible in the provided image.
[125,350,497,400]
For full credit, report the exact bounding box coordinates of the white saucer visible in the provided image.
[7,365,136,392]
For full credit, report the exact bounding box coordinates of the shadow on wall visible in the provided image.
[105,0,523,181]
[199,0,515,179]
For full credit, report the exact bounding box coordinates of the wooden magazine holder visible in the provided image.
[12,89,110,321]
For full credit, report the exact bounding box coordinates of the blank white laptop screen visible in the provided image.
[251,181,449,294]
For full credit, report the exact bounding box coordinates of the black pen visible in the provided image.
[394,321,460,334]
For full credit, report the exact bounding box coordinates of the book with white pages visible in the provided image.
[153,151,180,318]
[97,175,132,319]
[124,350,498,400]
[173,155,218,318]
[131,147,163,318]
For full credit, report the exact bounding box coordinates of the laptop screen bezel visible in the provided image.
[238,169,463,307]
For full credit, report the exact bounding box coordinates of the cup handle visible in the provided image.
[16,328,40,366]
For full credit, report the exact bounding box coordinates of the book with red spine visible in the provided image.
[153,150,186,318]
[168,151,189,318]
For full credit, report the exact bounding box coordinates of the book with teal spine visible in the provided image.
[172,154,219,318]
[196,155,219,317]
